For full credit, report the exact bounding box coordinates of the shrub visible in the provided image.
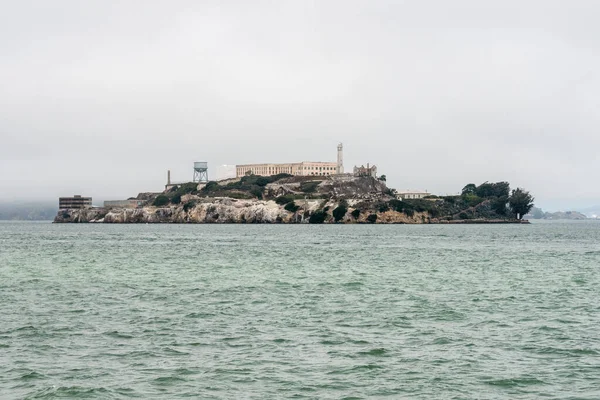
[428,207,440,218]
[227,192,254,199]
[255,177,271,187]
[270,173,293,182]
[491,196,508,216]
[458,212,470,220]
[351,209,361,219]
[443,196,457,204]
[309,210,327,224]
[153,195,169,207]
[183,201,196,212]
[284,202,300,213]
[177,182,198,194]
[332,204,348,222]
[300,181,321,193]
[250,188,263,199]
[366,214,378,224]
[404,208,414,217]
[388,199,405,212]
[275,195,295,205]
[171,194,181,204]
[378,203,390,213]
[464,194,483,207]
[203,181,219,192]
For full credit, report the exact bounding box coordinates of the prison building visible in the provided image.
[59,195,92,209]
[236,161,339,178]
[353,163,378,178]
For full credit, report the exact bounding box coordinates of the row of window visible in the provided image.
[302,166,336,171]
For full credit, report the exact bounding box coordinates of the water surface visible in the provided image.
[1,221,599,399]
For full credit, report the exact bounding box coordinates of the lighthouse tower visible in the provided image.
[337,143,344,174]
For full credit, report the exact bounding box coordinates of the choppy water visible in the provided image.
[1,221,600,399]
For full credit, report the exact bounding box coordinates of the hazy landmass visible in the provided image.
[527,207,588,220]
[0,202,57,221]
[576,205,600,219]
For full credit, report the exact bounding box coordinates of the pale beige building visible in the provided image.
[236,161,338,178]
[236,144,344,178]
[396,190,431,200]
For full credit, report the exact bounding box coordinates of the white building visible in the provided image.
[235,161,339,177]
[396,190,431,200]
[216,165,237,181]
[235,144,344,178]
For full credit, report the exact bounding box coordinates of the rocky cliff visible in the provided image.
[55,198,429,224]
[54,175,525,224]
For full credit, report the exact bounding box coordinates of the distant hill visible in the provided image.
[576,205,600,218]
[0,202,57,220]
[527,207,587,220]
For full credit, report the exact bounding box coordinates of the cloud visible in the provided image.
[1,0,599,209]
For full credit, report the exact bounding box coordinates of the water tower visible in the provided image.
[193,162,208,183]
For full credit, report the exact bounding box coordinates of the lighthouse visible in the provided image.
[337,143,344,174]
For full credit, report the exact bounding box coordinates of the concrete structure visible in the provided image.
[236,144,343,178]
[236,161,339,177]
[337,143,344,174]
[193,162,208,183]
[59,195,92,209]
[216,165,237,181]
[354,163,377,178]
[396,190,431,200]
[104,200,145,208]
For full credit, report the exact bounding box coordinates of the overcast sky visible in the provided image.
[1,0,599,210]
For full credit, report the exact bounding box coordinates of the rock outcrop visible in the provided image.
[54,175,526,224]
[54,199,523,224]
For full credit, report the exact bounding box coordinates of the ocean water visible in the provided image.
[1,221,600,399]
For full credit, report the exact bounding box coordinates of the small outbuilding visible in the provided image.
[396,190,431,200]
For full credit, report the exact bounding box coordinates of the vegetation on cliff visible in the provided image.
[54,176,534,224]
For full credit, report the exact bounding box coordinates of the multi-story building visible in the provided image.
[235,161,339,178]
[235,144,344,178]
[59,195,92,209]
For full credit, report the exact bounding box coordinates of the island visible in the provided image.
[54,175,534,224]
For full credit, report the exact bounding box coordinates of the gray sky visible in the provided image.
[1,0,599,210]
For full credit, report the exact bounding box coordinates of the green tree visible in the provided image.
[379,174,387,182]
[508,188,534,219]
[475,181,510,198]
[366,214,378,224]
[351,209,361,219]
[491,195,508,216]
[462,184,477,196]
